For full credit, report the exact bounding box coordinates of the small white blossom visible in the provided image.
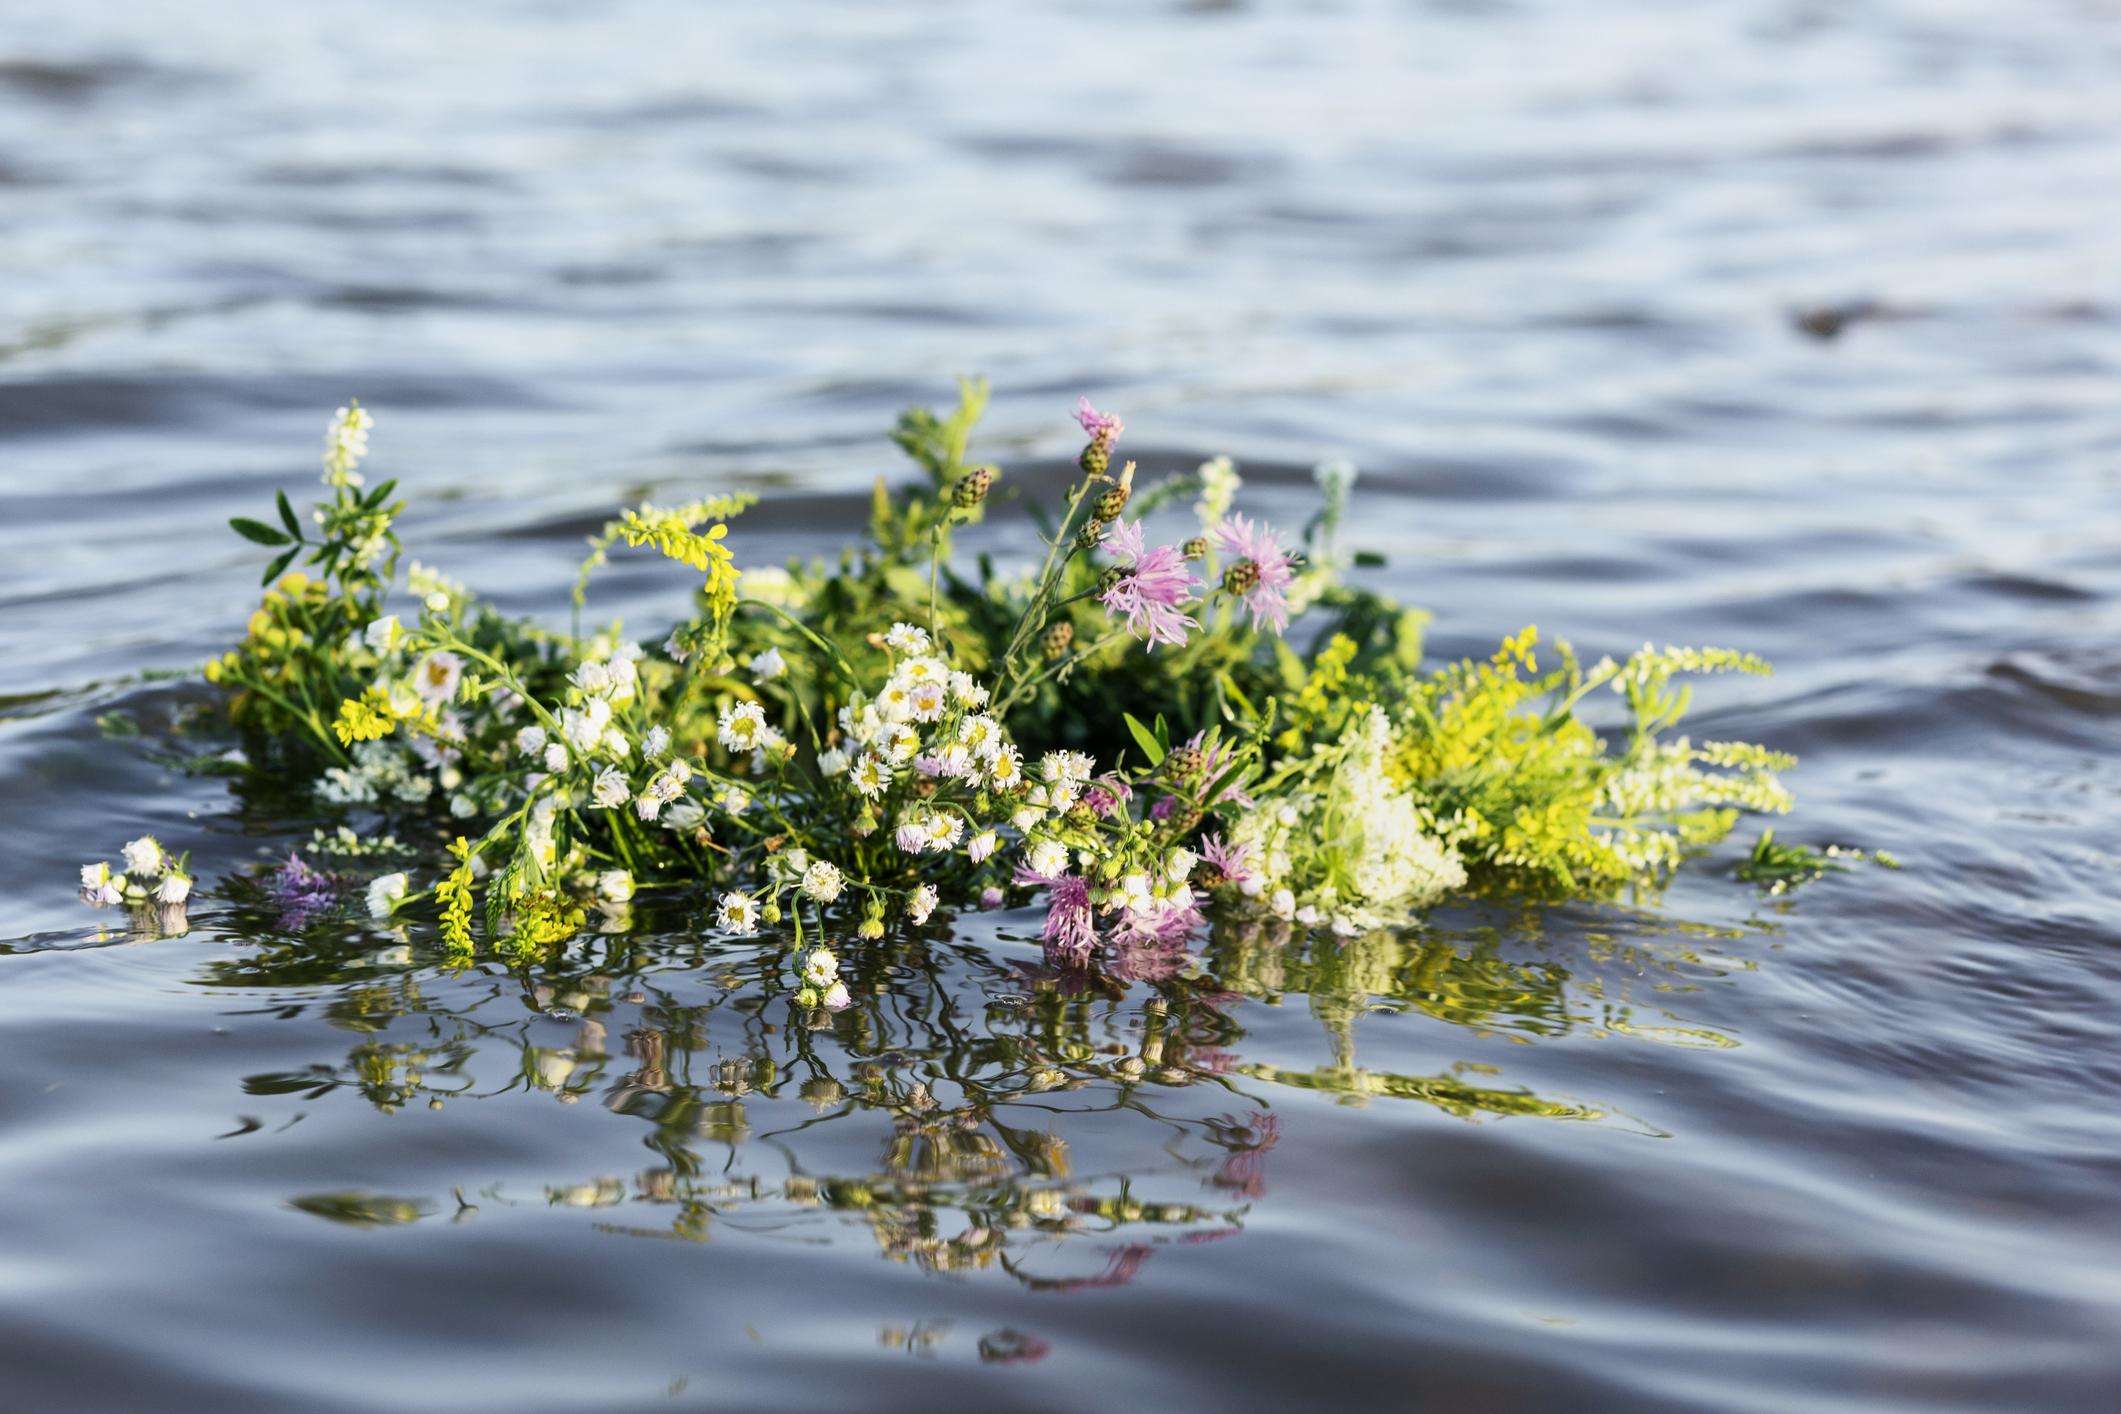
[664,631,691,664]
[414,651,462,706]
[948,671,987,707]
[591,767,630,809]
[718,701,767,753]
[906,884,938,926]
[122,836,164,878]
[799,947,840,987]
[364,616,401,654]
[716,891,760,934]
[851,753,892,798]
[643,725,670,759]
[516,724,547,757]
[817,747,849,777]
[366,872,409,919]
[884,622,931,655]
[749,647,786,681]
[800,860,844,903]
[820,980,851,1011]
[983,744,1024,790]
[597,869,633,903]
[968,830,999,864]
[156,872,192,905]
[543,741,569,772]
[1026,839,1069,879]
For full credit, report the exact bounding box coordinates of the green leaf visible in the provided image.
[231,516,292,547]
[362,479,398,509]
[1123,712,1166,767]
[1352,550,1386,568]
[275,489,304,540]
[260,547,299,586]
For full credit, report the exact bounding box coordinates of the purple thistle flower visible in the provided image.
[1212,513,1297,635]
[1150,795,1177,821]
[1100,518,1199,650]
[1037,874,1099,966]
[1074,396,1124,446]
[1184,731,1253,807]
[1200,833,1256,888]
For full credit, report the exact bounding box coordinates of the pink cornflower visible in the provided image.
[1211,513,1296,634]
[1100,518,1199,650]
[1074,396,1124,446]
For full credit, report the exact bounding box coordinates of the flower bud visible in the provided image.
[952,465,993,508]
[1079,441,1110,477]
[1093,484,1129,522]
[1166,744,1204,779]
[1182,536,1208,561]
[1041,621,1074,660]
[1222,560,1261,596]
[1076,518,1106,551]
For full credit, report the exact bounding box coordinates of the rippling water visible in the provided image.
[4,1,2120,1409]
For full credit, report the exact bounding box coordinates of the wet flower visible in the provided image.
[156,871,193,905]
[366,871,409,919]
[122,835,165,878]
[907,883,939,925]
[1211,513,1297,634]
[716,891,759,934]
[801,860,844,903]
[820,981,851,1011]
[1037,874,1098,966]
[800,947,840,988]
[1099,518,1199,650]
[267,852,343,926]
[78,862,125,908]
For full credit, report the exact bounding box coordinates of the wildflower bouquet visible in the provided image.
[88,381,1800,995]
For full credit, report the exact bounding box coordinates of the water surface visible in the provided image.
[3,1,2119,1409]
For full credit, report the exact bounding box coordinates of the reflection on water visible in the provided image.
[212,900,1762,1281]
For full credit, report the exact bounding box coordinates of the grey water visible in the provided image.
[3,1,2119,1409]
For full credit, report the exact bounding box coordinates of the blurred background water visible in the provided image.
[2,1,2119,1409]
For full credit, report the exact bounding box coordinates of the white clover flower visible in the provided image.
[1026,839,1069,879]
[643,725,670,759]
[907,884,938,926]
[716,891,760,934]
[884,622,931,655]
[800,860,844,903]
[366,872,409,919]
[749,646,786,681]
[984,744,1024,790]
[364,616,401,655]
[122,836,164,878]
[817,747,849,777]
[591,766,630,809]
[718,701,766,753]
[948,671,987,707]
[516,724,547,757]
[156,872,192,905]
[848,753,891,798]
[959,714,1001,758]
[799,947,840,987]
[543,741,568,773]
[414,651,462,706]
[968,830,999,864]
[597,869,633,903]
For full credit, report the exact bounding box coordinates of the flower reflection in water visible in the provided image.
[217,897,1760,1287]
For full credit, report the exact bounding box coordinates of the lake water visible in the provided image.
[3,1,2119,1409]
